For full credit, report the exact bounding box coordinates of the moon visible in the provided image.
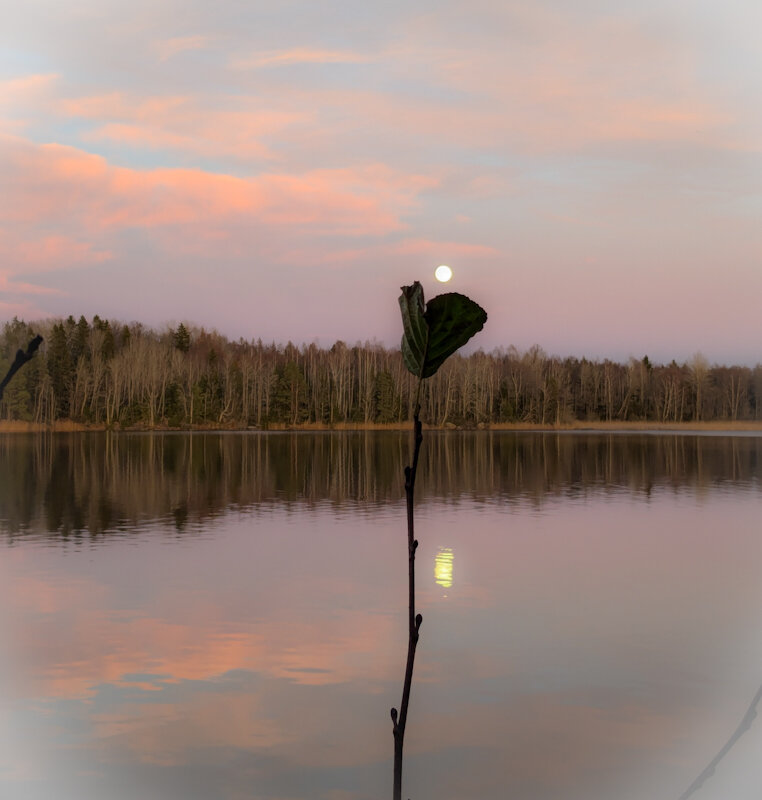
[435,265,453,282]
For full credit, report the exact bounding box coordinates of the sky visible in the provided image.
[1,0,761,365]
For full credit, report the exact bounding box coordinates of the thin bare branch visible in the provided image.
[0,335,43,403]
[392,412,423,800]
[679,682,762,800]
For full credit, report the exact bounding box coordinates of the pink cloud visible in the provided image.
[0,228,108,306]
[0,72,58,100]
[1,136,431,236]
[61,93,306,162]
[275,236,497,269]
[390,238,497,258]
[2,234,112,271]
[0,73,59,135]
[261,12,732,156]
[0,134,440,307]
[0,73,59,104]
[93,121,275,160]
[301,80,729,156]
[0,277,63,297]
[0,298,52,320]
[60,92,183,119]
[154,35,211,62]
[231,48,373,70]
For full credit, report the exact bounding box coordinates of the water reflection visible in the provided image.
[434,547,454,591]
[2,433,762,799]
[1,431,760,538]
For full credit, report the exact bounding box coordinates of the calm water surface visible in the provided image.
[1,431,762,800]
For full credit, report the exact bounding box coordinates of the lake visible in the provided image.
[1,431,762,800]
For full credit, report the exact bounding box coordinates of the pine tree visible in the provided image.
[174,323,191,353]
[71,316,90,364]
[102,322,115,360]
[47,323,72,418]
[374,370,397,423]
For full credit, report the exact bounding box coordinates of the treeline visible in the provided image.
[1,315,761,427]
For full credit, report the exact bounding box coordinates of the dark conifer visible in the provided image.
[174,323,190,353]
[47,323,72,419]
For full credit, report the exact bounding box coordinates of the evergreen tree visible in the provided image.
[174,323,191,353]
[47,323,72,418]
[101,322,115,360]
[71,316,90,364]
[374,370,397,423]
[270,361,309,424]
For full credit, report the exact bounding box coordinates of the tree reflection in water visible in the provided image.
[1,431,760,539]
[2,431,762,799]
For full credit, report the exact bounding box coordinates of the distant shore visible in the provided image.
[2,420,762,434]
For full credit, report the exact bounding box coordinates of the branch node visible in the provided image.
[415,613,422,630]
[412,539,418,551]
[390,707,398,729]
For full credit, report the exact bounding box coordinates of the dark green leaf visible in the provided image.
[399,282,429,377]
[399,283,487,379]
[422,292,487,377]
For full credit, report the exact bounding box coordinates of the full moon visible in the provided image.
[435,265,453,282]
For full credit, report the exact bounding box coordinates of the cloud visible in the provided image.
[0,134,439,310]
[289,76,729,161]
[231,48,374,70]
[61,92,306,162]
[0,73,59,134]
[0,233,113,272]
[411,8,736,152]
[0,226,110,310]
[154,35,211,62]
[1,135,433,234]
[228,7,731,159]
[0,73,59,104]
[0,298,52,320]
[390,238,497,258]
[274,236,498,271]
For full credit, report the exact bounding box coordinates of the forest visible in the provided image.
[1,315,761,428]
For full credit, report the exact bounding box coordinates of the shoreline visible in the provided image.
[2,420,762,434]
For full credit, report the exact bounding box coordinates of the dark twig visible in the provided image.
[0,335,43,403]
[391,411,423,800]
[679,681,762,799]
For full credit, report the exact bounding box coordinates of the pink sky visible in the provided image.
[1,1,761,364]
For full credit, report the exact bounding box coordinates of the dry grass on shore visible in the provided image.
[491,420,762,432]
[0,420,97,433]
[2,419,762,434]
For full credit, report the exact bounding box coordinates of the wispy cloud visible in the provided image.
[0,73,59,102]
[60,92,307,162]
[0,233,112,272]
[0,298,53,320]
[0,73,59,134]
[154,35,211,62]
[0,134,438,308]
[231,48,374,70]
[276,236,498,269]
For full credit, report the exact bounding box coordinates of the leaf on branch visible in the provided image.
[424,292,488,377]
[399,281,487,378]
[399,283,429,378]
